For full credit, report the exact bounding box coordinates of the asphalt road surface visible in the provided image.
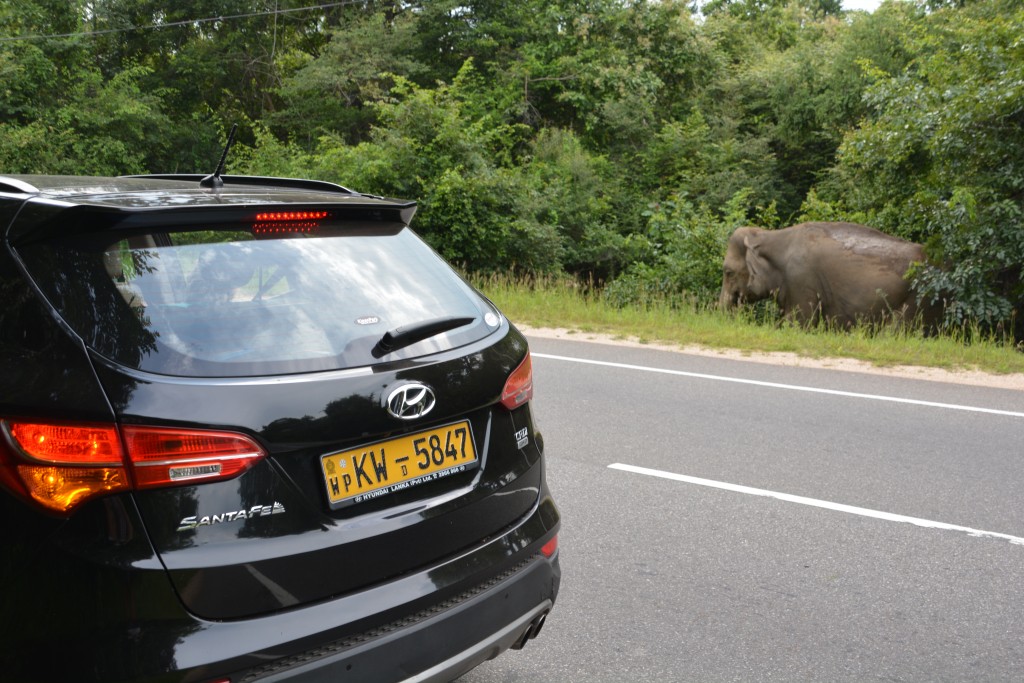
[459,333,1024,682]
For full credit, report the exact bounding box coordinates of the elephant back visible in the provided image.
[791,222,923,273]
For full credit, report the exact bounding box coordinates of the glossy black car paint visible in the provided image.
[0,176,560,682]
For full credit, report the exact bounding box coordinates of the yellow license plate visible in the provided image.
[320,421,478,507]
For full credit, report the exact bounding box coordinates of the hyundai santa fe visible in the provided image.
[0,172,560,682]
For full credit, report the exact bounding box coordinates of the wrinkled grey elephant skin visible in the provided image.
[719,222,929,327]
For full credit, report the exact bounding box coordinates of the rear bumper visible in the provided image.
[252,553,560,682]
[182,494,562,683]
[1,491,558,683]
[404,599,552,683]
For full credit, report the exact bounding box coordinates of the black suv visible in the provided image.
[0,174,560,682]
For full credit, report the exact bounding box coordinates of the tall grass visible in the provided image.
[473,273,1024,376]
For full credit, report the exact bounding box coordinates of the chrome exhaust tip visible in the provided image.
[511,611,549,650]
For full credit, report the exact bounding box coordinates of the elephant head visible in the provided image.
[718,226,777,309]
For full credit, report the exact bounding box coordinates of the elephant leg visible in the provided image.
[779,290,824,328]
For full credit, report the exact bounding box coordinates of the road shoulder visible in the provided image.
[520,326,1024,392]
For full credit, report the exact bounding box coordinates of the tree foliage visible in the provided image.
[825,0,1024,333]
[0,0,1022,334]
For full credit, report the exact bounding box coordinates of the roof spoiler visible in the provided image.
[0,177,42,195]
[8,200,418,245]
[120,174,360,195]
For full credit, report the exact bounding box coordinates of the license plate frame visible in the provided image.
[319,420,478,509]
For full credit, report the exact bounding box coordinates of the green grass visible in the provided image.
[475,274,1024,376]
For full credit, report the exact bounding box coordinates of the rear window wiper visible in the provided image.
[371,316,476,358]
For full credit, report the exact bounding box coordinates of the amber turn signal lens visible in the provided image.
[17,464,129,513]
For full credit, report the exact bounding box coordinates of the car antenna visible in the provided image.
[200,123,238,189]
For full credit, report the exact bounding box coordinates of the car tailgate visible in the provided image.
[91,332,544,619]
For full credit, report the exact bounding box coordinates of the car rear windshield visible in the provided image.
[17,218,500,377]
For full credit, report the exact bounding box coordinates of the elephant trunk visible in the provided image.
[719,286,738,310]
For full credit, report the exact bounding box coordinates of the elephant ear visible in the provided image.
[743,233,773,297]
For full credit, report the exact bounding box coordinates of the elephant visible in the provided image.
[719,221,931,327]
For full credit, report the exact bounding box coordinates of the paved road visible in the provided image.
[460,334,1024,682]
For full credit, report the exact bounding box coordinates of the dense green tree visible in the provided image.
[0,0,89,121]
[0,64,170,174]
[827,0,1024,333]
[695,2,918,220]
[239,61,623,274]
[269,8,427,147]
[80,0,343,169]
[701,0,843,20]
[1,0,1021,336]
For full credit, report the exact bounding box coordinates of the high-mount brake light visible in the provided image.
[255,211,329,221]
[252,211,329,236]
[500,353,534,410]
[0,420,266,515]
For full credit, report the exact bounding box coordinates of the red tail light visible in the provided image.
[540,534,558,558]
[501,353,534,410]
[8,422,123,464]
[1,420,265,515]
[123,426,265,489]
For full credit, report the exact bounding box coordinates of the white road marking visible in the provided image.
[532,353,1024,419]
[609,463,1024,546]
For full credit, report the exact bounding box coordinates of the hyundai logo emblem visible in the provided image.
[386,383,436,420]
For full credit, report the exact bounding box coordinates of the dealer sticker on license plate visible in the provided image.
[320,421,478,508]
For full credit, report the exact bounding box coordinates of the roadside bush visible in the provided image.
[520,128,623,276]
[602,190,775,308]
